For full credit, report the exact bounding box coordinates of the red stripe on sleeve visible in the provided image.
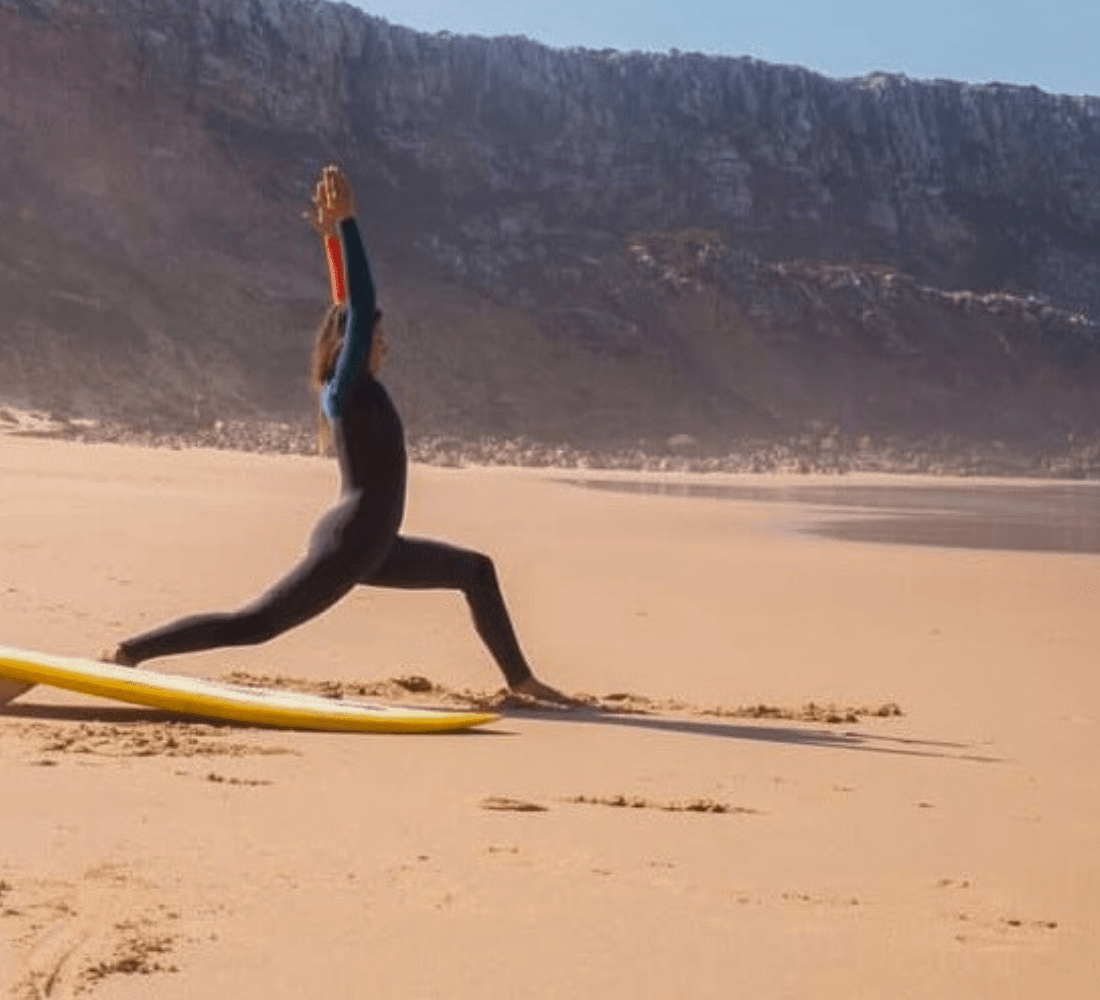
[325,234,347,303]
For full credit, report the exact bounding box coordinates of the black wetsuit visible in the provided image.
[119,218,534,687]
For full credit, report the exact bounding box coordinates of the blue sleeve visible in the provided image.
[321,217,378,420]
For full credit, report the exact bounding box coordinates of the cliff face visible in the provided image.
[1,0,1099,450]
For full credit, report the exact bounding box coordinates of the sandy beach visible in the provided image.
[1,434,1098,998]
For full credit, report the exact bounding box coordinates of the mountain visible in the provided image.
[1,0,1099,456]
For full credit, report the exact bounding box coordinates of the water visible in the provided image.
[564,478,1100,555]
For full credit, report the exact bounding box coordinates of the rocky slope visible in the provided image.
[1,0,1098,458]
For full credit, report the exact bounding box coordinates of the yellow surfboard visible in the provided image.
[0,645,497,734]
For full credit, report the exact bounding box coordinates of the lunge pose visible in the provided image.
[104,165,569,704]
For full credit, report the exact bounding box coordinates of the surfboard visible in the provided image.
[0,645,497,734]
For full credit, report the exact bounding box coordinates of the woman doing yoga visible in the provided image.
[103,165,569,705]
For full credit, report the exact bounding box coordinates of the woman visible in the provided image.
[103,165,570,705]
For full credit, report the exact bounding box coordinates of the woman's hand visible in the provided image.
[303,165,355,235]
[318,164,356,224]
[301,196,335,239]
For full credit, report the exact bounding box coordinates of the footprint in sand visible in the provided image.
[2,867,178,998]
[951,910,1059,947]
[479,796,548,813]
[564,794,758,814]
[478,794,760,814]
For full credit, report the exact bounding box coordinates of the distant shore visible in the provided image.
[3,404,1099,480]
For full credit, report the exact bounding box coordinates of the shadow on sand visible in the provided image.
[3,700,1004,763]
[493,706,1005,763]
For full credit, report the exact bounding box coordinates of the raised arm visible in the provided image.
[315,166,379,419]
[304,183,347,304]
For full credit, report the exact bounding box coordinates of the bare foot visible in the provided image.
[509,676,582,708]
[99,646,137,667]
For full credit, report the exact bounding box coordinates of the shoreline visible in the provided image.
[3,406,1100,481]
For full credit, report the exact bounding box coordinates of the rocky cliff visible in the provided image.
[1,0,1099,456]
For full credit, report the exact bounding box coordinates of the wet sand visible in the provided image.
[1,436,1098,998]
[567,474,1100,554]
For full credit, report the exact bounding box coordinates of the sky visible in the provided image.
[346,1,1099,97]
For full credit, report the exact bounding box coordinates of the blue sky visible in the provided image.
[347,1,1098,97]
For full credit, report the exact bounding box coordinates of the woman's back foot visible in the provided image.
[509,676,582,708]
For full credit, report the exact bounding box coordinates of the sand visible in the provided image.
[1,434,1098,998]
